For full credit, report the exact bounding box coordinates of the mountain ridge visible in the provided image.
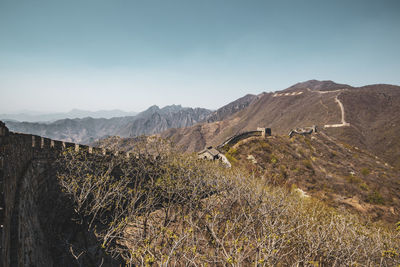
[5,105,212,144]
[161,80,400,168]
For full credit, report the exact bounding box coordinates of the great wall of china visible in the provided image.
[216,127,271,150]
[0,120,277,266]
[0,88,346,265]
[2,120,273,266]
[274,88,351,129]
[305,88,351,128]
[0,121,127,267]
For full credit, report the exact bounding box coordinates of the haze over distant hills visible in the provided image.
[4,105,211,144]
[0,109,138,122]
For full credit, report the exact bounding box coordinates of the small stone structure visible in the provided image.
[257,127,272,138]
[198,147,231,167]
[288,125,317,138]
[198,146,220,160]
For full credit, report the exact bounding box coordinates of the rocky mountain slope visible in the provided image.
[206,94,258,123]
[225,133,399,222]
[92,129,400,223]
[5,105,211,144]
[161,80,400,169]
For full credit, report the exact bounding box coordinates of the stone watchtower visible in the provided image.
[257,127,272,138]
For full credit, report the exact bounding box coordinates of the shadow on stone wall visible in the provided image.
[0,121,123,267]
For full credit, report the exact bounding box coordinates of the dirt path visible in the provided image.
[324,93,350,128]
[307,88,350,128]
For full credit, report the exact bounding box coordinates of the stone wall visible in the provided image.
[0,121,122,267]
[288,125,317,138]
[217,128,271,150]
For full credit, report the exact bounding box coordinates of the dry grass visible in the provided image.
[229,134,400,223]
[57,138,400,266]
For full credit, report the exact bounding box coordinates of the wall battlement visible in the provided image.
[1,131,130,157]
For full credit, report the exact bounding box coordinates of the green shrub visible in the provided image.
[279,165,288,179]
[226,147,239,163]
[302,159,313,170]
[270,154,278,164]
[359,182,369,191]
[367,190,385,205]
[345,175,362,184]
[258,140,271,151]
[361,168,370,176]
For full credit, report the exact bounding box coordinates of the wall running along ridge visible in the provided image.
[217,128,271,150]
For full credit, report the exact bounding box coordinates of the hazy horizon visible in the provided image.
[0,104,206,115]
[1,0,400,113]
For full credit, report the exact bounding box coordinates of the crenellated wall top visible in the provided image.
[0,120,130,158]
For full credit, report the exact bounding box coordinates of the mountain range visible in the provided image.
[3,79,400,265]
[162,80,400,169]
[4,105,211,144]
[5,80,400,169]
[0,109,138,122]
[91,79,400,222]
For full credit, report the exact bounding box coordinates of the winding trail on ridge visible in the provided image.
[307,88,351,128]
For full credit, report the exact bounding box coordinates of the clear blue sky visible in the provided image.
[1,0,399,113]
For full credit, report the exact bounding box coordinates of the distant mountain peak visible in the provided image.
[142,104,187,115]
[161,104,184,112]
[147,105,160,111]
[287,80,352,92]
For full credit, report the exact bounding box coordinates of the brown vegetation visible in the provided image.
[57,138,400,266]
[223,133,400,223]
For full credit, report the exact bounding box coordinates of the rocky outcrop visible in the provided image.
[206,94,258,123]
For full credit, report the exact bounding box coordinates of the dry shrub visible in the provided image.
[57,138,400,266]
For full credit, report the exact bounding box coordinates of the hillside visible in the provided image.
[161,80,400,168]
[95,130,400,223]
[61,131,400,265]
[2,121,400,266]
[5,105,211,144]
[224,133,400,222]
